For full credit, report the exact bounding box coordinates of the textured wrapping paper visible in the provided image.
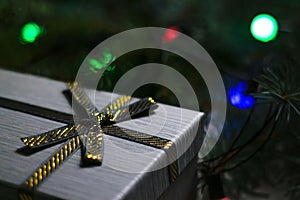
[0,69,204,200]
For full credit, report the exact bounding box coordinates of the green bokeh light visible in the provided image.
[88,51,116,74]
[250,14,278,42]
[20,22,42,43]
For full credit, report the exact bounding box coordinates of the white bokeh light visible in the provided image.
[250,14,278,42]
[252,17,274,38]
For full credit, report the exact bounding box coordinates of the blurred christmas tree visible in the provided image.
[198,54,300,200]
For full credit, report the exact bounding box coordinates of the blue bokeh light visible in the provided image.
[229,82,254,110]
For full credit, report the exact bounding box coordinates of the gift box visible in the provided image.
[0,69,204,200]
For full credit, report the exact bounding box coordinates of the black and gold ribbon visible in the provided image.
[103,125,178,182]
[80,124,104,164]
[0,81,180,197]
[23,136,81,189]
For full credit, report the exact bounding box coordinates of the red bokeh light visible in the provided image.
[162,26,179,43]
[220,197,231,200]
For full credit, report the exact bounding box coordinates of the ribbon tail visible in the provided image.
[67,82,100,120]
[80,125,104,165]
[20,124,80,150]
[110,97,157,122]
[102,95,132,113]
[22,136,81,189]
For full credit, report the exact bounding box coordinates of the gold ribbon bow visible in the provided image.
[19,82,178,196]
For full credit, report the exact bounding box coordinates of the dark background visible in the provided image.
[1,1,300,199]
